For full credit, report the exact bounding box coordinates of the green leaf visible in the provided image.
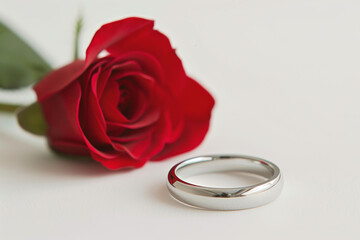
[0,21,52,89]
[17,102,47,135]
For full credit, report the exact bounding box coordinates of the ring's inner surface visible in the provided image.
[176,157,274,181]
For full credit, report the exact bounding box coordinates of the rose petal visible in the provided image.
[40,81,87,154]
[100,70,155,124]
[49,140,89,155]
[106,108,160,129]
[115,134,152,159]
[152,77,215,160]
[112,51,166,88]
[97,59,142,98]
[99,76,128,123]
[85,17,154,69]
[34,60,85,102]
[107,30,187,96]
[79,67,120,153]
[182,77,215,121]
[70,80,137,164]
[109,126,154,142]
[152,120,210,161]
[140,113,172,159]
[91,151,147,170]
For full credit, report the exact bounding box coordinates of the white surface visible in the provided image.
[1,0,360,239]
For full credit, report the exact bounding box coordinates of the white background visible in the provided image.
[1,0,360,239]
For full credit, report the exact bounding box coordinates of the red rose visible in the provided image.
[33,17,214,169]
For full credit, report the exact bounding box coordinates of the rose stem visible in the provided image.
[0,103,23,113]
[73,14,83,60]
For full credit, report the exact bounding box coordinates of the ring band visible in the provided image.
[167,155,283,210]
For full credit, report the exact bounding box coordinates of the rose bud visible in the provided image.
[32,17,215,169]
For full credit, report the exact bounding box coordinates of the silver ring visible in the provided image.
[167,155,283,210]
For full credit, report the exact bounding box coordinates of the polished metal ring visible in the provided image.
[167,155,283,210]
